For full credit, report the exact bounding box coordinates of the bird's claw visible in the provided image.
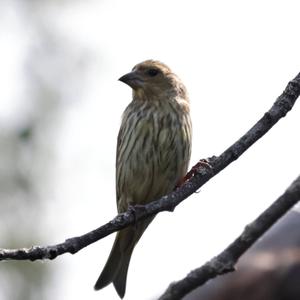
[128,204,146,229]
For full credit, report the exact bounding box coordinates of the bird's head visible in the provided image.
[119,60,187,101]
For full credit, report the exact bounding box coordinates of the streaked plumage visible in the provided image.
[94,60,192,298]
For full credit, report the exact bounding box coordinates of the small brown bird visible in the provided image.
[94,60,192,298]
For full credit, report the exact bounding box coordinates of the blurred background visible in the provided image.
[0,0,300,299]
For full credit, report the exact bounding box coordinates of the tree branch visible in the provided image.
[159,175,300,300]
[0,72,299,265]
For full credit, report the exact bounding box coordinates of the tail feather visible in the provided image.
[94,232,123,290]
[95,217,155,297]
[113,246,134,298]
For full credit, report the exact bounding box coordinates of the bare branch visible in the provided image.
[0,72,299,263]
[159,175,300,300]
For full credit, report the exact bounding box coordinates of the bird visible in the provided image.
[94,60,192,298]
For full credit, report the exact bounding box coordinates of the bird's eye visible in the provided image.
[147,69,159,77]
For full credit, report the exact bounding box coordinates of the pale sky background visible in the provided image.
[0,0,300,299]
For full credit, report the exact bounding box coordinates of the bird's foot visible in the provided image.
[128,204,146,229]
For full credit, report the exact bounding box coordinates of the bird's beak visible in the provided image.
[118,71,144,89]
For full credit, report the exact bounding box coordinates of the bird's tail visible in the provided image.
[94,227,133,298]
[112,242,134,298]
[94,217,154,298]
